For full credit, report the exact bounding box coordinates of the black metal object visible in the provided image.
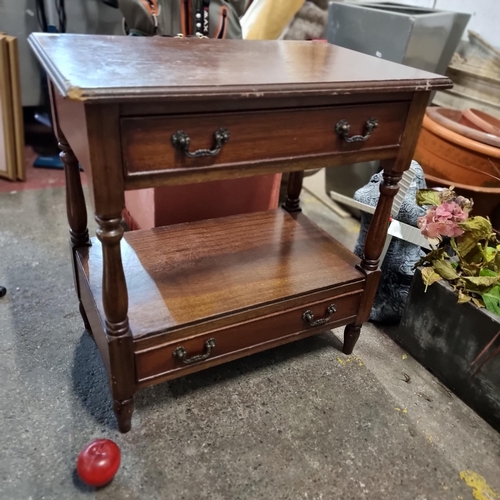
[173,338,217,364]
[171,128,230,158]
[302,304,337,326]
[335,118,378,143]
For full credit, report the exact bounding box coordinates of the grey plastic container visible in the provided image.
[326,2,469,74]
[325,2,470,215]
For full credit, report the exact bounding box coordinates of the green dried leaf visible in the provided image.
[457,289,472,304]
[433,260,460,280]
[483,246,497,264]
[469,248,485,264]
[472,297,486,308]
[481,286,500,316]
[456,233,480,258]
[450,237,459,252]
[460,262,483,277]
[480,269,498,277]
[458,216,492,241]
[414,248,446,269]
[421,267,442,292]
[462,275,500,291]
[416,189,442,207]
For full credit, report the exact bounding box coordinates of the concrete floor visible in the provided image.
[1,184,500,500]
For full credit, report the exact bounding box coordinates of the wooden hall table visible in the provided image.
[28,34,451,432]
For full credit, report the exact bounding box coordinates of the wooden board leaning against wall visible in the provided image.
[0,33,25,181]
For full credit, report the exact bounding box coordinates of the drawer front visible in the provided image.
[135,290,362,384]
[122,102,408,176]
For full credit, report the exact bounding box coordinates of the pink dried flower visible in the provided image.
[418,201,468,240]
[436,202,468,222]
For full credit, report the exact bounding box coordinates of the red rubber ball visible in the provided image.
[76,439,121,487]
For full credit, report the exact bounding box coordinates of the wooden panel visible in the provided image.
[122,102,409,177]
[123,146,401,189]
[27,35,453,102]
[0,36,16,181]
[119,92,415,117]
[5,37,25,181]
[135,290,362,384]
[76,210,365,340]
[77,265,110,375]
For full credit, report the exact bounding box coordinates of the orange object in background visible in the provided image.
[415,113,500,188]
[415,108,500,229]
[425,172,500,230]
[463,108,500,138]
[425,107,500,149]
[123,174,281,230]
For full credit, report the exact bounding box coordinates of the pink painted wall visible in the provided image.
[124,188,156,229]
[125,174,282,230]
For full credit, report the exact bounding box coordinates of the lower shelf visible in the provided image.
[76,209,366,384]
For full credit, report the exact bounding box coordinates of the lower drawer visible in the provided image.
[134,290,362,384]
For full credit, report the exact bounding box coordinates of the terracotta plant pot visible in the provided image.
[426,107,500,148]
[463,108,500,137]
[424,172,500,230]
[414,113,500,188]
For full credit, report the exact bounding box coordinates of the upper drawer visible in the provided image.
[121,102,409,177]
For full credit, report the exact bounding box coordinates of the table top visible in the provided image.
[28,34,452,102]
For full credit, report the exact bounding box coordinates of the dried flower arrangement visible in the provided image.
[415,187,500,316]
[415,187,500,374]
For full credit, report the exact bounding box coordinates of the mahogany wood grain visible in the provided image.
[120,92,416,117]
[59,140,90,248]
[362,92,431,274]
[28,35,452,102]
[51,90,96,205]
[343,324,362,355]
[283,171,304,213]
[77,268,111,374]
[342,91,432,353]
[136,314,358,389]
[48,83,91,333]
[77,210,365,339]
[392,92,433,174]
[77,257,364,350]
[121,103,408,178]
[31,33,452,432]
[136,290,361,384]
[84,105,136,433]
[123,145,402,189]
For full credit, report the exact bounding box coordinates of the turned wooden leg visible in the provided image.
[282,171,304,213]
[343,161,402,354]
[59,138,92,332]
[343,324,361,355]
[96,215,136,433]
[361,164,401,272]
[60,139,90,248]
[113,398,134,433]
